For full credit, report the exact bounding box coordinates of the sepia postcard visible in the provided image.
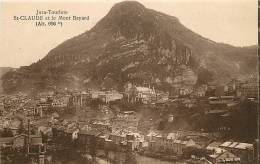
[0,0,258,164]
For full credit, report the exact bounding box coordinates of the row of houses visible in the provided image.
[205,141,255,164]
[48,112,247,162]
[0,133,45,155]
[51,123,141,153]
[145,131,254,164]
[48,115,257,164]
[51,121,255,164]
[66,76,258,108]
[0,92,71,120]
[178,76,258,100]
[69,90,124,107]
[194,77,258,99]
[69,83,170,107]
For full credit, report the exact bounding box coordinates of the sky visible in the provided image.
[0,0,258,68]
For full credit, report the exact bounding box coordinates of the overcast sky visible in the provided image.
[0,0,257,68]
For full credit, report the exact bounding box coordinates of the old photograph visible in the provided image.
[0,0,258,163]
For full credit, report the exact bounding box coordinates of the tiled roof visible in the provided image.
[220,141,253,150]
[220,141,232,147]
[235,142,253,150]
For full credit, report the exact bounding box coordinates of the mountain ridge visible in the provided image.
[1,1,257,94]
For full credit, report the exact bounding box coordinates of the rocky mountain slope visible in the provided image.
[2,1,257,94]
[0,67,14,93]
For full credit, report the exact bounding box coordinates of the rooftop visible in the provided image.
[79,129,101,136]
[220,141,253,150]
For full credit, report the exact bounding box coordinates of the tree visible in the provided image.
[229,99,257,142]
[158,120,166,130]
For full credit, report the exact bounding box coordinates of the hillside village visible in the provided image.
[0,75,258,164]
[0,1,258,164]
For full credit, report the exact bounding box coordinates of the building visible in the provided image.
[104,91,123,103]
[109,130,127,145]
[124,82,138,103]
[0,134,45,155]
[27,135,46,156]
[172,139,196,155]
[146,131,196,155]
[194,85,207,97]
[77,129,101,154]
[51,96,70,108]
[124,82,156,104]
[135,86,156,104]
[179,87,193,96]
[38,126,52,138]
[226,79,244,96]
[208,150,240,164]
[91,121,112,133]
[69,91,91,107]
[205,85,216,96]
[240,77,258,98]
[64,128,80,141]
[219,141,254,164]
[156,91,169,101]
[206,142,239,163]
[13,134,27,149]
[0,137,13,148]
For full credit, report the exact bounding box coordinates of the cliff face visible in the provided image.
[2,1,257,94]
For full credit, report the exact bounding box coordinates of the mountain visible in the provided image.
[0,67,15,93]
[1,1,257,94]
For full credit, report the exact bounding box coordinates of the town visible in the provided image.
[0,76,258,164]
